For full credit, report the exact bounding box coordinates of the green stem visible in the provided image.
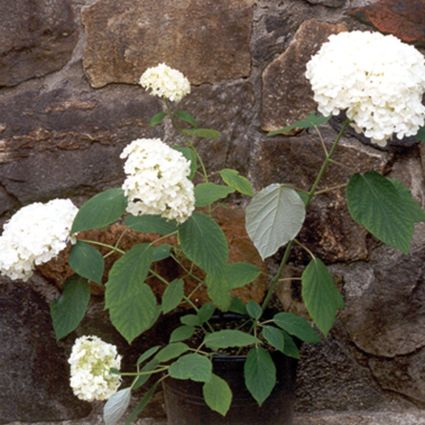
[79,239,126,255]
[260,120,350,312]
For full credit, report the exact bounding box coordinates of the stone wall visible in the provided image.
[1,0,425,423]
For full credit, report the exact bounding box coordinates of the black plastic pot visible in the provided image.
[162,313,298,425]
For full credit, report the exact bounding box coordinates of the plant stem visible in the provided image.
[79,239,126,255]
[260,120,350,312]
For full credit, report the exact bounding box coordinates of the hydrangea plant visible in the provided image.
[1,31,425,424]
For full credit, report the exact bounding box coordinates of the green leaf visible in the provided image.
[72,188,127,233]
[246,301,262,320]
[261,326,284,352]
[181,128,221,140]
[228,297,247,315]
[244,347,276,406]
[246,184,306,259]
[204,330,259,349]
[302,258,344,335]
[105,244,158,343]
[169,353,213,383]
[268,112,330,136]
[180,314,201,327]
[103,388,131,425]
[281,330,300,359]
[68,241,104,284]
[224,262,261,289]
[219,169,254,197]
[170,325,195,343]
[390,179,425,223]
[174,110,198,127]
[346,172,417,253]
[124,383,159,425]
[194,183,234,207]
[50,276,90,340]
[149,111,167,127]
[273,312,320,344]
[154,342,190,363]
[137,346,161,366]
[161,279,185,314]
[203,374,232,416]
[416,126,425,142]
[174,146,198,179]
[179,212,228,275]
[197,303,215,324]
[206,271,232,311]
[124,215,177,235]
[152,244,172,262]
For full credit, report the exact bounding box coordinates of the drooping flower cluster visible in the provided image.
[306,31,425,146]
[121,138,195,224]
[68,336,122,402]
[0,199,78,281]
[139,63,191,103]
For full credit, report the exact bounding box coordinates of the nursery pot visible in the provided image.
[162,314,298,425]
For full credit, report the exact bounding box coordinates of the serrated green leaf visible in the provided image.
[179,212,228,275]
[104,388,131,425]
[149,111,167,127]
[72,188,127,233]
[180,314,201,327]
[197,303,215,324]
[281,330,300,359]
[228,297,247,315]
[246,301,262,320]
[204,330,259,349]
[302,258,344,336]
[273,312,320,344]
[105,244,157,343]
[244,347,276,406]
[152,244,172,262]
[170,325,195,343]
[194,183,234,207]
[69,241,104,284]
[50,276,90,340]
[174,110,198,127]
[245,184,306,259]
[161,279,185,314]
[174,146,198,179]
[169,353,212,382]
[224,262,261,289]
[390,179,425,223]
[261,326,285,352]
[203,374,232,416]
[154,342,189,363]
[346,172,417,253]
[181,128,221,140]
[124,215,177,235]
[137,346,161,366]
[219,169,254,197]
[206,271,232,311]
[268,113,329,136]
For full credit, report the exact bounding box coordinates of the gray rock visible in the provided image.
[82,0,254,88]
[0,278,90,423]
[305,0,346,6]
[0,0,78,87]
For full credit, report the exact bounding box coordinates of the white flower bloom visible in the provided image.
[305,31,425,146]
[68,336,122,402]
[0,199,78,281]
[139,63,191,103]
[121,138,195,224]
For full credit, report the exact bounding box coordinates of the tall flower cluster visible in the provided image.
[121,138,195,224]
[306,31,425,146]
[0,199,78,281]
[68,336,122,402]
[139,63,191,103]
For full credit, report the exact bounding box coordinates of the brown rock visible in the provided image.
[0,0,78,87]
[82,0,254,88]
[0,278,90,423]
[261,19,347,132]
[349,0,425,46]
[305,0,346,7]
[253,130,392,262]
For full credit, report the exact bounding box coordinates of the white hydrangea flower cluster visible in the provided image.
[121,138,195,224]
[139,63,191,103]
[68,335,122,402]
[306,31,425,146]
[0,199,78,281]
